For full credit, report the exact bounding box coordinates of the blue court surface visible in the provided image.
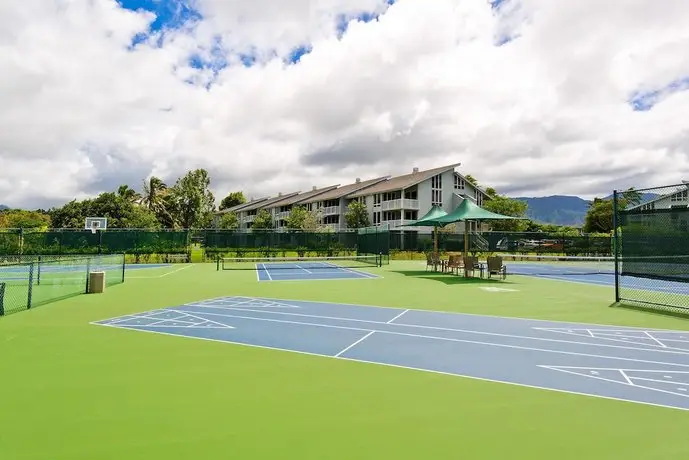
[0,263,172,281]
[93,296,689,411]
[510,264,689,295]
[255,262,380,282]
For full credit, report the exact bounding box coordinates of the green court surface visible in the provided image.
[1,261,689,460]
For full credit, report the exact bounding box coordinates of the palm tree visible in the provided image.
[117,185,142,204]
[141,176,176,227]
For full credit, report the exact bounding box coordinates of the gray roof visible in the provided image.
[299,176,391,203]
[239,192,300,212]
[264,184,341,208]
[215,197,269,215]
[347,163,461,198]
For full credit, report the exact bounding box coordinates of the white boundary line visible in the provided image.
[90,322,689,412]
[387,309,409,324]
[236,296,689,333]
[334,331,375,357]
[127,265,192,279]
[532,328,689,353]
[153,308,689,368]
[168,309,235,329]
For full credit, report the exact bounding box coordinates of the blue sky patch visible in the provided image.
[629,76,689,111]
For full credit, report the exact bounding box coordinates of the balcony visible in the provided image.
[242,214,256,223]
[321,205,341,216]
[275,211,290,220]
[380,199,419,211]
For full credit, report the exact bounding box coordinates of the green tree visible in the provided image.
[464,174,478,186]
[0,209,51,229]
[141,176,175,227]
[218,212,239,230]
[482,195,528,231]
[169,169,216,228]
[117,184,141,204]
[345,200,370,229]
[583,198,614,233]
[285,206,323,231]
[252,209,274,229]
[219,192,246,211]
[48,193,160,229]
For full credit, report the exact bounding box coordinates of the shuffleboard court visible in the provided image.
[93,296,689,411]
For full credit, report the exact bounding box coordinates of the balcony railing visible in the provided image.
[321,206,341,216]
[275,211,290,220]
[241,214,256,223]
[380,199,419,211]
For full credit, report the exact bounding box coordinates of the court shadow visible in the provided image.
[387,270,519,286]
[608,301,689,321]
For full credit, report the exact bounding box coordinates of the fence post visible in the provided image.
[85,258,91,294]
[122,253,126,283]
[612,190,620,303]
[0,282,5,316]
[37,255,42,286]
[27,263,34,309]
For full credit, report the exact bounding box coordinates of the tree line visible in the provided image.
[0,167,633,234]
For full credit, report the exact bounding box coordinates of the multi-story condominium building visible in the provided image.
[624,181,688,231]
[214,162,491,232]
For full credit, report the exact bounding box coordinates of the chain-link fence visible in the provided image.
[203,229,360,259]
[0,254,125,317]
[0,229,190,259]
[613,183,689,314]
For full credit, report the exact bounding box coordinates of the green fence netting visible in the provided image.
[0,254,125,317]
[614,183,689,314]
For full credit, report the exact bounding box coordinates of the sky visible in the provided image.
[1,0,689,209]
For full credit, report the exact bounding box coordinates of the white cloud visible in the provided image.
[1,0,689,208]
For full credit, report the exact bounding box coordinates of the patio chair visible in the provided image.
[426,252,441,271]
[446,254,463,275]
[462,255,480,277]
[486,256,507,280]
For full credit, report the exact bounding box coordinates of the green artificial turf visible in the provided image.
[1,261,688,460]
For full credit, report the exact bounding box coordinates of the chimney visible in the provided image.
[412,167,419,173]
[355,178,361,183]
[312,186,317,191]
[278,192,282,196]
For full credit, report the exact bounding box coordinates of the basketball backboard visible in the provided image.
[85,217,108,234]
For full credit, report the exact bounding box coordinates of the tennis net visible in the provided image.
[218,254,381,271]
[501,254,689,280]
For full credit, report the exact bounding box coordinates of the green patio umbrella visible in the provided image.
[400,205,448,258]
[436,198,525,254]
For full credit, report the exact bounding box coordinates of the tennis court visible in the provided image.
[3,258,689,460]
[217,255,382,281]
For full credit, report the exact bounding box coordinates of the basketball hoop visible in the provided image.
[85,217,107,234]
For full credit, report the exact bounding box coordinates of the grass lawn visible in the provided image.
[1,260,688,460]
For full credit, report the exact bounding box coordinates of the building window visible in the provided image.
[431,174,442,207]
[454,175,465,189]
[671,190,688,202]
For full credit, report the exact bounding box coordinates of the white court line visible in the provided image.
[259,264,273,281]
[168,309,234,329]
[175,308,689,368]
[335,331,376,357]
[183,305,689,356]
[91,322,689,412]
[645,331,668,348]
[387,309,409,324]
[128,265,192,279]
[632,377,689,386]
[540,366,689,401]
[534,328,683,352]
[619,370,634,385]
[240,296,689,333]
[293,264,313,274]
